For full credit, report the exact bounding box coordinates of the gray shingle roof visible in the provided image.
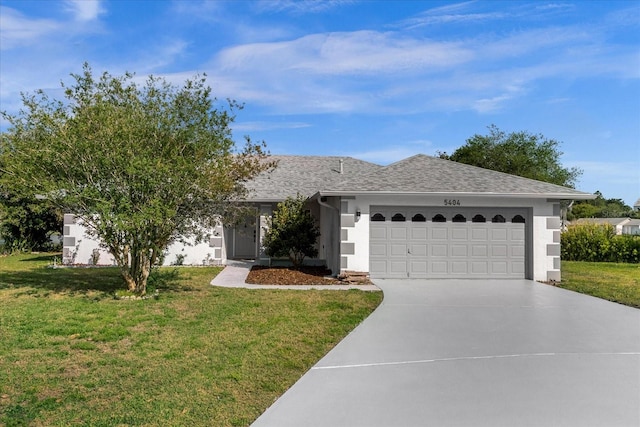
[245,155,381,201]
[322,154,592,198]
[245,154,593,201]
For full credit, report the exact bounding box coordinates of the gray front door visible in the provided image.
[233,216,257,259]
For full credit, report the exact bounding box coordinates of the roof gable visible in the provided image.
[245,155,381,201]
[323,154,592,198]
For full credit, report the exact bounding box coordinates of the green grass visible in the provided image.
[560,261,640,308]
[0,253,382,426]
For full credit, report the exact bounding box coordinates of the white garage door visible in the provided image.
[369,207,527,279]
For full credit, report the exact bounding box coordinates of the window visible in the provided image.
[472,214,486,223]
[432,214,446,223]
[371,213,385,222]
[512,215,526,223]
[411,213,426,222]
[492,215,506,223]
[391,213,406,222]
[452,214,466,223]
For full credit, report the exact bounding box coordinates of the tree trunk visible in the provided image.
[113,244,151,295]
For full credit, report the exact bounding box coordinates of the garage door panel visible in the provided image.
[511,246,525,257]
[451,228,468,240]
[390,261,408,274]
[390,227,407,240]
[451,244,468,257]
[471,228,488,240]
[511,227,525,241]
[471,261,489,274]
[491,261,508,274]
[370,227,386,240]
[410,261,428,274]
[451,261,468,274]
[471,244,488,257]
[491,228,508,240]
[431,261,448,273]
[390,244,407,256]
[411,227,427,240]
[511,262,525,274]
[369,260,387,273]
[431,244,448,257]
[492,245,508,257]
[370,243,387,256]
[410,244,427,256]
[431,227,448,240]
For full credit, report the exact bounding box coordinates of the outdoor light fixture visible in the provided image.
[356,210,361,219]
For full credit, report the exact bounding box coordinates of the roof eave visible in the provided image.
[317,190,596,200]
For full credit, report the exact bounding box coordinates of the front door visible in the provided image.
[234,216,257,259]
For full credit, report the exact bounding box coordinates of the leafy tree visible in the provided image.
[262,195,320,267]
[0,64,272,295]
[439,124,582,188]
[568,191,635,220]
[0,191,62,252]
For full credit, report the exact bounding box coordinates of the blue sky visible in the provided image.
[1,0,639,206]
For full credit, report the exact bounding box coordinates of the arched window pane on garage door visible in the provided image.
[432,214,446,222]
[492,214,506,223]
[412,213,426,222]
[371,213,385,222]
[472,214,486,223]
[452,214,466,223]
[392,213,406,222]
[512,215,526,223]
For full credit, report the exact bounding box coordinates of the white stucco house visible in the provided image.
[63,154,594,282]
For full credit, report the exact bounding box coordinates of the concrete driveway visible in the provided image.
[252,279,640,427]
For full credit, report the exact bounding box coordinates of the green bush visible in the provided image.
[562,223,640,263]
[262,195,320,267]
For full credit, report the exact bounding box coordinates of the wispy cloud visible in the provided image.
[256,0,354,14]
[0,6,60,50]
[64,0,104,22]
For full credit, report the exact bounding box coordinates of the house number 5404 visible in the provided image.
[444,199,461,206]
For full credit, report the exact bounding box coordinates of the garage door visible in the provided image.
[369,207,527,279]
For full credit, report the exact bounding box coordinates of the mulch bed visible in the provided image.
[246,266,371,286]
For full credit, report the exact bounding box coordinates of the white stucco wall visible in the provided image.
[62,214,224,266]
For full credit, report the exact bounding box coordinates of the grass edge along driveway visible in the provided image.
[0,253,382,427]
[559,261,640,308]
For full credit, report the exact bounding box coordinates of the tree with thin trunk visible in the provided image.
[0,63,272,295]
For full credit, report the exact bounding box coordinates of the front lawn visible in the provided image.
[559,261,640,308]
[0,253,382,426]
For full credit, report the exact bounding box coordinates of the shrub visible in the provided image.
[262,195,320,267]
[562,223,640,263]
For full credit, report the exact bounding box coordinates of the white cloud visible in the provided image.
[64,0,104,22]
[0,6,60,49]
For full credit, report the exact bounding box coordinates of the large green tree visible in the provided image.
[439,125,582,188]
[0,64,271,294]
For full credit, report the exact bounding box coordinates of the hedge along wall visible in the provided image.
[561,223,640,263]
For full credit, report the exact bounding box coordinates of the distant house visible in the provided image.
[574,217,640,236]
[634,198,640,212]
[63,154,594,282]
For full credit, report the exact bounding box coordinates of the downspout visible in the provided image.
[317,195,341,276]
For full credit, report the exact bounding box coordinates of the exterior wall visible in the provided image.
[62,214,224,266]
[337,195,562,282]
[318,197,341,275]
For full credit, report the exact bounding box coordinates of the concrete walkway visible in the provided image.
[210,260,380,291]
[251,279,640,427]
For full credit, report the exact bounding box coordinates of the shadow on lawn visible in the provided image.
[0,267,187,296]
